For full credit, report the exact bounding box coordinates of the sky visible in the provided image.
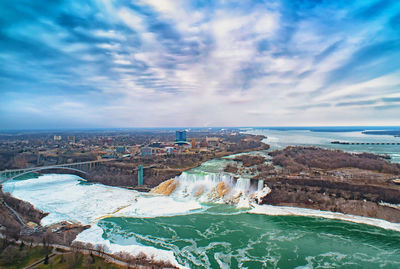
[1,0,400,129]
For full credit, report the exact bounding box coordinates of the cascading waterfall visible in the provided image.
[258,179,264,191]
[151,171,269,207]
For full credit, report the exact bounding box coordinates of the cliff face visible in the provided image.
[0,187,88,245]
[261,178,400,223]
[88,163,183,190]
[1,189,47,225]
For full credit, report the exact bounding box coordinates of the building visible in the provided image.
[53,135,62,141]
[176,131,187,142]
[191,138,196,149]
[67,136,75,144]
[115,146,126,154]
[128,146,140,155]
[149,142,162,148]
[206,137,220,147]
[141,147,152,157]
[165,147,175,154]
[199,139,208,148]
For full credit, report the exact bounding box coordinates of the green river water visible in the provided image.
[100,206,400,268]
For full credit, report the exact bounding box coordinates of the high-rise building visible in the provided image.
[175,131,187,142]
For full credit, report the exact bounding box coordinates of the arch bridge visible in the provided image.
[0,159,113,184]
[0,158,157,228]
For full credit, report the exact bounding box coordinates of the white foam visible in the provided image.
[236,197,251,208]
[249,204,400,232]
[254,186,271,204]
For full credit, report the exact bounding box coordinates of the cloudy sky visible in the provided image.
[1,0,400,129]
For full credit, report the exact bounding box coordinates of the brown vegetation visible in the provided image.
[0,186,89,248]
[233,155,266,167]
[71,241,178,268]
[269,146,400,174]
[0,186,48,240]
[261,177,400,223]
[2,192,48,224]
[251,146,400,223]
[224,164,238,173]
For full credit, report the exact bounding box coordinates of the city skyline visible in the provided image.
[1,0,400,129]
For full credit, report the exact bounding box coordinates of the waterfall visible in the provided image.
[150,171,269,207]
[258,179,264,191]
[170,172,234,202]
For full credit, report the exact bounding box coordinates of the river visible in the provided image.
[2,127,400,268]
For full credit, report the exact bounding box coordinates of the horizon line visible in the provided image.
[1,125,400,133]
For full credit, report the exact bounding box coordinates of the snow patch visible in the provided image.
[249,204,400,232]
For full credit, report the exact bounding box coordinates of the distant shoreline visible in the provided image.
[362,130,400,137]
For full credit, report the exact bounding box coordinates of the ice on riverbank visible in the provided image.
[249,204,400,232]
[2,174,202,267]
[75,225,187,269]
[3,174,203,225]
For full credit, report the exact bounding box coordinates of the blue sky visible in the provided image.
[1,0,399,129]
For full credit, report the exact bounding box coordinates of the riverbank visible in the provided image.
[249,204,400,231]
[243,146,400,223]
[1,174,194,268]
[259,177,400,223]
[0,185,87,243]
[0,186,180,268]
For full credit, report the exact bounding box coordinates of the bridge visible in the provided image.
[0,159,158,185]
[331,141,400,145]
[0,159,114,184]
[0,159,157,229]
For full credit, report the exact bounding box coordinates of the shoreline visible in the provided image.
[0,234,180,269]
[249,204,400,232]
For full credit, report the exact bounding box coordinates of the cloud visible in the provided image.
[0,0,400,128]
[382,97,400,102]
[336,100,378,107]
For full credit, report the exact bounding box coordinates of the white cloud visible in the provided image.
[117,7,146,33]
[97,43,121,50]
[92,29,126,40]
[3,0,400,128]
